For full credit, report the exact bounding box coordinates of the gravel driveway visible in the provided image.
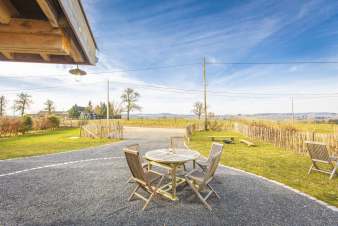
[0,127,337,226]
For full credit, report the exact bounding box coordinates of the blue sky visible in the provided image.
[1,0,338,115]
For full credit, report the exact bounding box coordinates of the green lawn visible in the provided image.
[189,130,338,207]
[0,128,119,160]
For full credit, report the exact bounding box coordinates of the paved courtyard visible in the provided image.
[0,127,337,225]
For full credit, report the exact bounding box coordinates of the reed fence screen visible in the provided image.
[80,120,123,139]
[234,123,338,155]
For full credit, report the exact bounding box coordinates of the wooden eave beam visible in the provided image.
[1,51,13,59]
[40,53,50,61]
[0,18,62,35]
[0,18,84,63]
[36,0,59,28]
[0,0,12,24]
[58,0,97,65]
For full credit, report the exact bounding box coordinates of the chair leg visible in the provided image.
[128,184,140,201]
[127,176,133,184]
[186,178,212,210]
[207,184,220,199]
[142,175,164,210]
[142,193,154,211]
[329,163,337,180]
[308,164,314,175]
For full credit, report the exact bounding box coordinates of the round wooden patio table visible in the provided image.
[144,148,200,201]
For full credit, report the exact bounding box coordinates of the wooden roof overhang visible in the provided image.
[0,0,97,65]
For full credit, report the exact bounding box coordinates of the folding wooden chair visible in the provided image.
[170,136,189,150]
[185,152,222,210]
[305,141,338,180]
[170,136,189,170]
[125,144,148,183]
[196,143,223,172]
[124,148,165,210]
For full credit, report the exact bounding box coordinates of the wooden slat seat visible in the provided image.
[124,147,165,210]
[305,141,338,180]
[185,151,222,210]
[196,143,224,172]
[125,144,148,183]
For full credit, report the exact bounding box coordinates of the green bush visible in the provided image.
[21,116,32,133]
[33,116,60,130]
[47,115,60,129]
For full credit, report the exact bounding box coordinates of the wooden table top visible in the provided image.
[145,149,200,164]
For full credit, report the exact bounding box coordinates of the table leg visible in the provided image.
[171,164,177,199]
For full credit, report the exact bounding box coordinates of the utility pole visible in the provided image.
[203,57,208,130]
[107,79,110,120]
[291,96,294,125]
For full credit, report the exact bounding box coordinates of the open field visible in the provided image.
[117,118,198,128]
[239,118,337,134]
[62,118,337,134]
[0,128,119,160]
[189,130,338,207]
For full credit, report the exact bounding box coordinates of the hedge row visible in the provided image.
[0,116,60,136]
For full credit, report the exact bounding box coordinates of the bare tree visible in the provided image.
[121,88,141,120]
[109,101,123,118]
[44,99,55,114]
[14,93,32,116]
[192,101,203,119]
[0,95,6,116]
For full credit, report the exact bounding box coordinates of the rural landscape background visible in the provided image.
[0,1,337,222]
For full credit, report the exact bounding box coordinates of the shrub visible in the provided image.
[21,116,33,133]
[47,115,60,129]
[33,116,60,130]
[0,117,24,136]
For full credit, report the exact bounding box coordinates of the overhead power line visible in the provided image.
[88,63,200,74]
[1,79,337,99]
[206,61,338,65]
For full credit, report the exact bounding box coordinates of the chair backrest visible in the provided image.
[126,144,140,152]
[305,141,330,162]
[124,147,147,185]
[170,136,188,149]
[204,152,222,183]
[208,143,223,162]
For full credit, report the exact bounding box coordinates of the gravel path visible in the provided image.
[0,127,337,226]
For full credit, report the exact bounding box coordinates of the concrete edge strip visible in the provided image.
[0,157,124,178]
[219,164,338,212]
